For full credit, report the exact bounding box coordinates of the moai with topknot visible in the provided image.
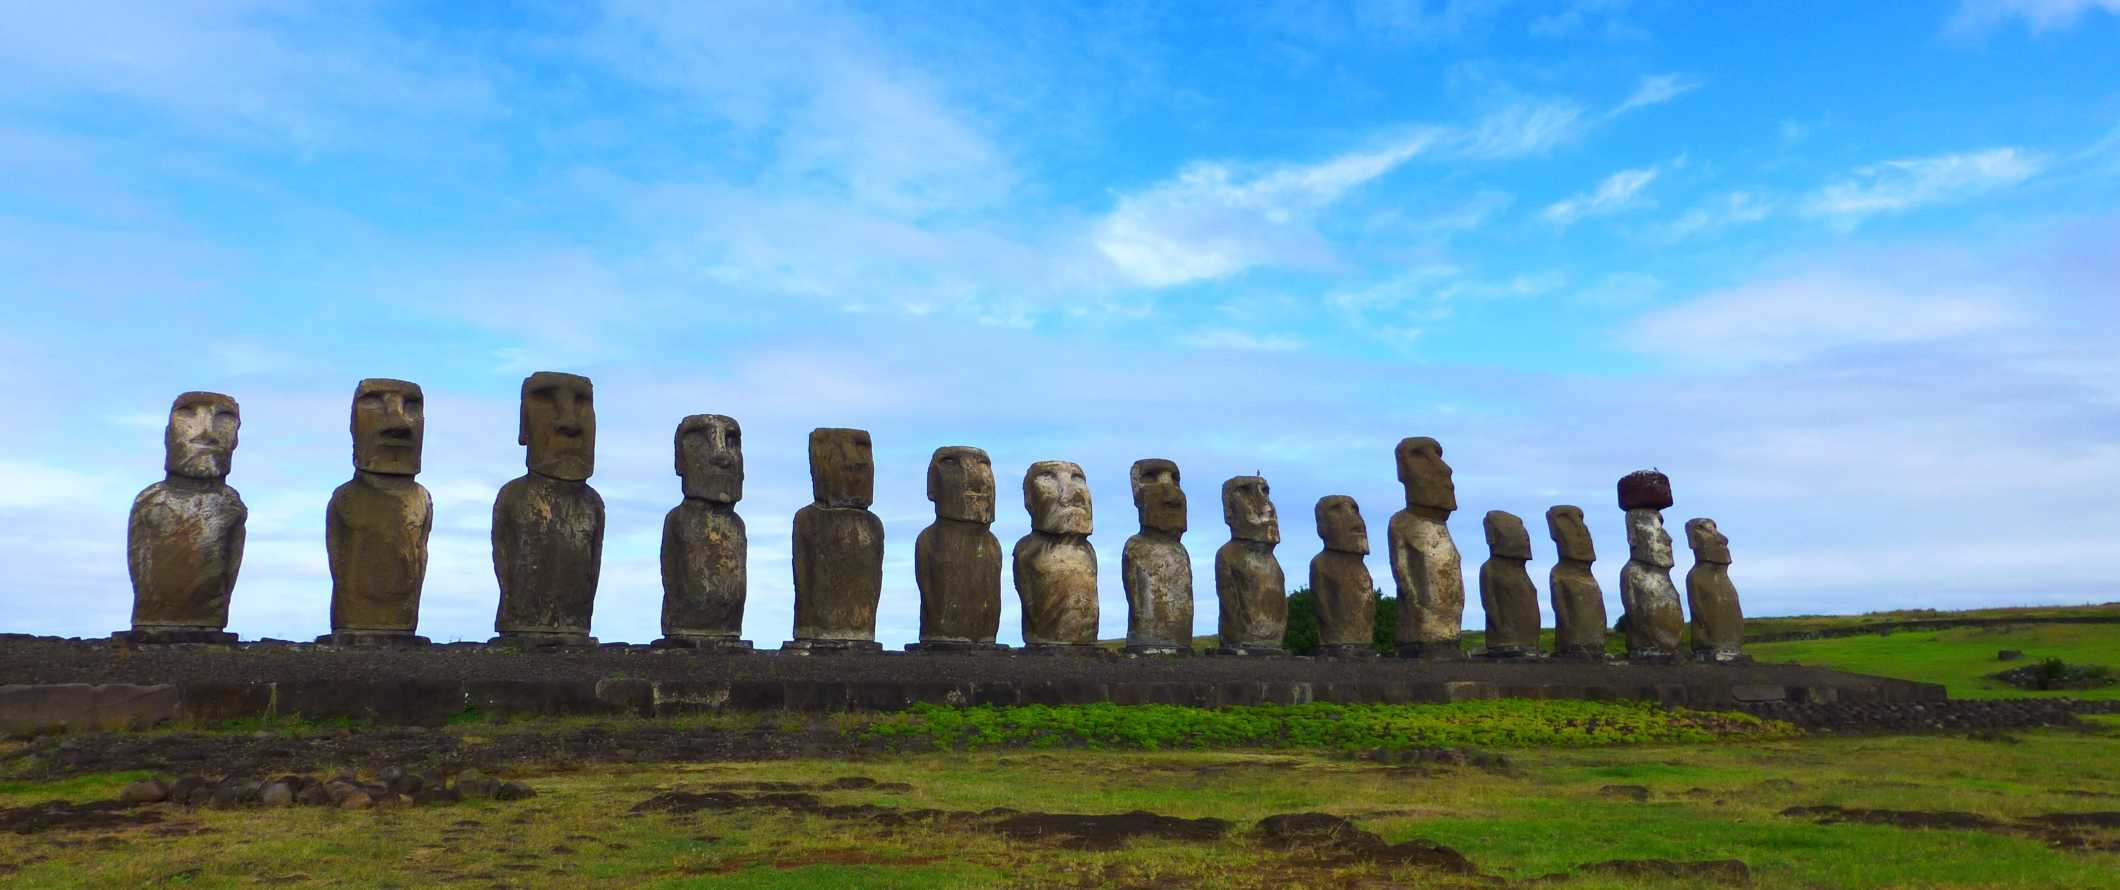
[912,446,1003,651]
[1617,470,1684,661]
[322,379,432,648]
[1685,517,1747,663]
[1545,505,1608,660]
[1122,458,1193,655]
[1214,475,1286,655]
[1477,510,1541,658]
[1389,437,1466,660]
[788,428,885,652]
[492,372,604,648]
[1014,460,1100,652]
[655,414,751,651]
[120,391,246,645]
[1309,495,1377,657]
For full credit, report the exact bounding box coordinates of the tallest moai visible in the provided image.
[1390,437,1467,660]
[492,372,604,648]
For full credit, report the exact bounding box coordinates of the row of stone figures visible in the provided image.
[121,375,1746,662]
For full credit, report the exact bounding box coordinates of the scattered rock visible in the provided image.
[1997,650,2023,661]
[260,782,294,807]
[120,779,168,804]
[339,790,374,810]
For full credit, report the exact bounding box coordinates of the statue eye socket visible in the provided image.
[726,431,740,448]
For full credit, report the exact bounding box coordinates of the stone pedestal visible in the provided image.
[314,632,429,649]
[112,629,238,647]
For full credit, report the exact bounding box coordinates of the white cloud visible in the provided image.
[1610,73,1704,117]
[1094,134,1437,287]
[1806,148,2043,221]
[1631,273,2019,364]
[1652,191,1774,241]
[1948,0,2120,33]
[1450,101,1585,159]
[1542,165,1660,226]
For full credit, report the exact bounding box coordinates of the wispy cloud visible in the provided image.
[1947,0,2120,34]
[1542,164,1661,226]
[1609,73,1704,117]
[1179,329,1307,351]
[1633,272,2019,364]
[1094,133,1438,287]
[1450,101,1586,159]
[1805,148,2043,222]
[1651,191,1774,241]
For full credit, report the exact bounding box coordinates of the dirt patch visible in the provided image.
[0,799,162,835]
[991,811,1231,850]
[711,850,948,874]
[633,787,1230,852]
[1597,784,1650,802]
[2020,811,2120,829]
[1531,858,1752,886]
[1251,812,1477,874]
[1780,805,2000,830]
[1783,805,2120,853]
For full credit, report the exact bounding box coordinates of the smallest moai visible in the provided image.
[1617,470,1684,662]
[655,414,751,651]
[1214,475,1286,655]
[1309,496,1377,658]
[788,428,885,652]
[1477,510,1541,658]
[1014,460,1100,653]
[1121,459,1193,656]
[1546,506,1608,660]
[912,446,1004,652]
[121,391,247,645]
[1685,518,1748,663]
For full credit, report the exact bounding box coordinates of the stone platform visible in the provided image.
[0,637,1943,732]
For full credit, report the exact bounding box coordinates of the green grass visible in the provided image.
[1749,622,2120,699]
[2,722,2114,888]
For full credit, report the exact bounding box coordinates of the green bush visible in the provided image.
[1282,587,1396,655]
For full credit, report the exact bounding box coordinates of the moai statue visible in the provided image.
[1014,460,1099,652]
[492,372,604,647]
[654,414,751,651]
[1309,495,1377,658]
[1214,476,1286,655]
[788,428,885,652]
[1617,470,1684,661]
[1685,518,1748,663]
[1546,505,1609,660]
[912,446,1003,651]
[321,379,433,648]
[1121,458,1192,656]
[1477,510,1540,658]
[1389,437,1467,660]
[120,391,246,645]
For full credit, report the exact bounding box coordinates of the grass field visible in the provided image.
[2,716,2115,888]
[1747,621,2120,700]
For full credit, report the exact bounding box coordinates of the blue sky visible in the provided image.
[3,0,2117,645]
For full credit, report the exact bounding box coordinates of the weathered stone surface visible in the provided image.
[1684,518,1746,663]
[1215,476,1285,654]
[1618,469,1673,511]
[493,373,603,645]
[1389,437,1465,660]
[1546,506,1608,660]
[1123,459,1193,655]
[1015,461,1098,648]
[1309,496,1375,656]
[327,377,431,641]
[660,415,748,645]
[127,391,246,638]
[1478,511,1541,658]
[1620,507,1685,660]
[916,446,1001,646]
[791,428,883,646]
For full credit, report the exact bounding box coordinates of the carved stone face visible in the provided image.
[809,427,874,508]
[1222,475,1279,544]
[1394,436,1456,512]
[351,378,423,476]
[1024,460,1091,535]
[1314,495,1368,555]
[1547,505,1596,562]
[520,372,595,481]
[928,445,995,523]
[163,391,240,480]
[1483,510,1533,560]
[1626,509,1675,569]
[675,414,742,503]
[1686,517,1731,565]
[1129,458,1185,536]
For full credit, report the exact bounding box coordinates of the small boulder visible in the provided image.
[260,782,296,807]
[340,789,374,810]
[120,779,169,805]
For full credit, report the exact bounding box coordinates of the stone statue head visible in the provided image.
[1024,460,1091,535]
[1484,510,1533,560]
[809,427,874,508]
[519,372,595,481]
[163,391,240,480]
[350,378,423,476]
[1686,517,1731,565]
[1546,505,1596,563]
[1222,475,1279,544]
[1314,495,1368,555]
[1625,508,1675,569]
[675,414,742,503]
[1129,458,1185,536]
[1394,436,1456,512]
[928,445,995,523]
